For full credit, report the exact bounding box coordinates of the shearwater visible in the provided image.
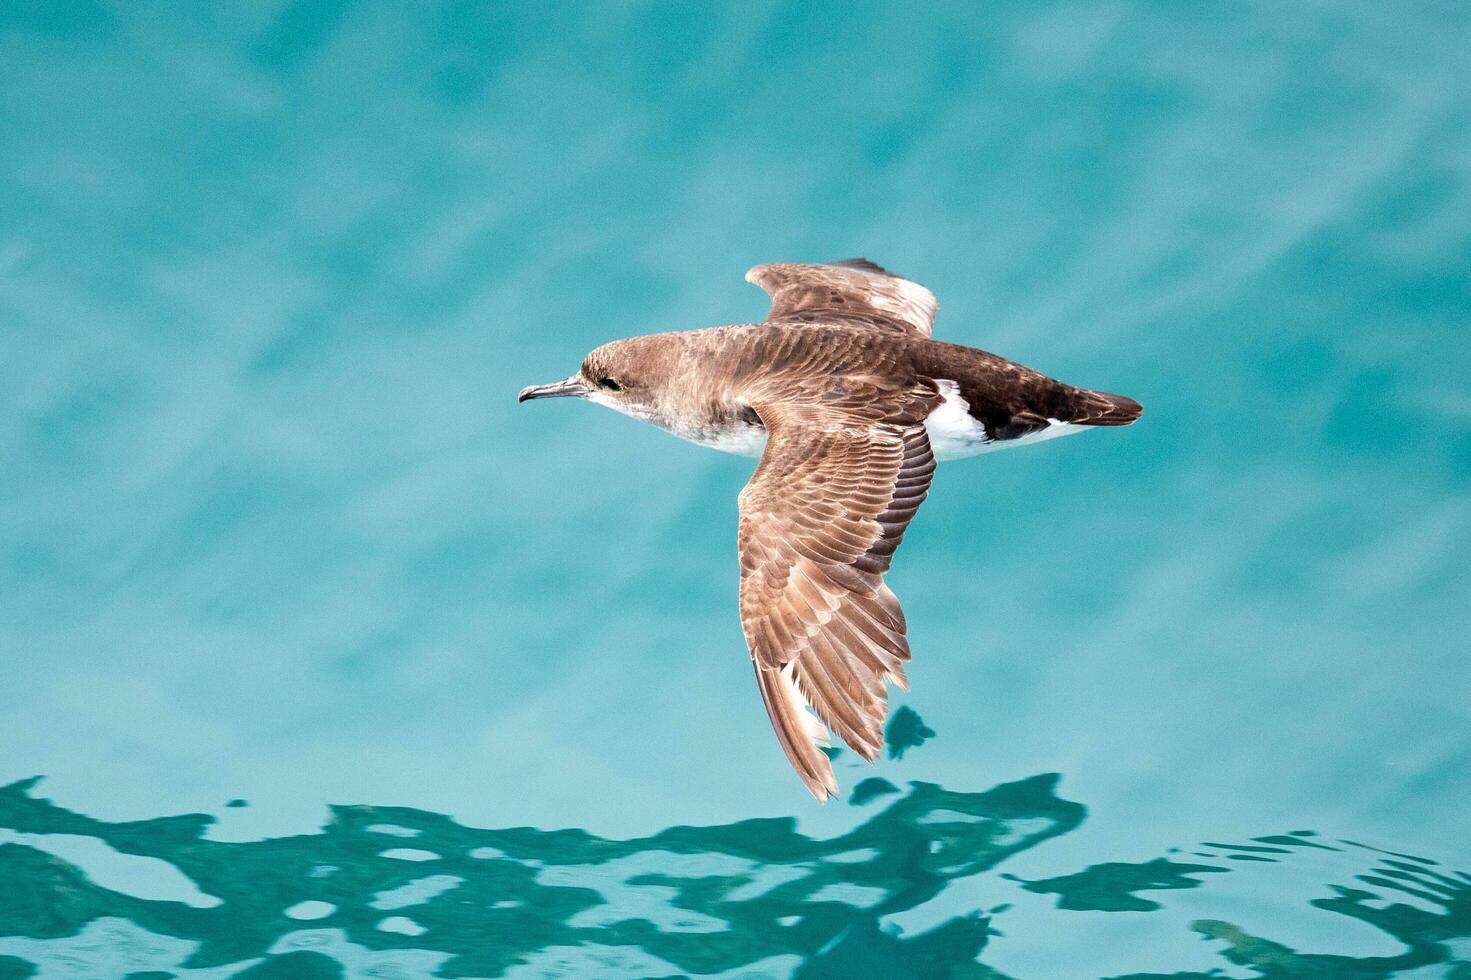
[519,259,1142,800]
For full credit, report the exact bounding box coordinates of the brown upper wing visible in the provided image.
[745,258,938,338]
[737,381,941,800]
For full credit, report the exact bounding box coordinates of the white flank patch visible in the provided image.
[924,380,992,460]
[925,379,1086,460]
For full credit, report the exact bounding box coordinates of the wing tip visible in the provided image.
[744,258,937,335]
[757,662,842,802]
[806,771,840,803]
[831,257,889,275]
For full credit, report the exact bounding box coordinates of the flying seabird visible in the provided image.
[519,259,1141,800]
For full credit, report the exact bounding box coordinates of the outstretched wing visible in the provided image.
[737,382,941,800]
[745,258,938,337]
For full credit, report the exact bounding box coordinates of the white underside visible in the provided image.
[685,423,768,457]
[924,380,1084,460]
[619,379,1085,460]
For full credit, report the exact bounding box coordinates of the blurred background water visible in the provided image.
[2,2,1469,977]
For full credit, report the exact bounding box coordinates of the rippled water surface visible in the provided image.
[3,2,1469,977]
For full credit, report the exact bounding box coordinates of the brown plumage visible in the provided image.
[519,259,1141,799]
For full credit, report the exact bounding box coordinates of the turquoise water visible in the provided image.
[2,3,1469,977]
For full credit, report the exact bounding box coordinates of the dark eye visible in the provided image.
[599,377,622,391]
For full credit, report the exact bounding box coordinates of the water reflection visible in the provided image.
[0,773,1467,978]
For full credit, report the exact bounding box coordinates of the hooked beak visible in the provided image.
[517,375,587,403]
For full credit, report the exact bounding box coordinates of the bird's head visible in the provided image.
[518,335,679,422]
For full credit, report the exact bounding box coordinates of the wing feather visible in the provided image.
[737,382,941,800]
[745,258,938,337]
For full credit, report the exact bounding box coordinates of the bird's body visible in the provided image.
[582,323,1133,462]
[520,259,1141,800]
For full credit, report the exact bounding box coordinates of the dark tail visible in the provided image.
[1065,388,1143,426]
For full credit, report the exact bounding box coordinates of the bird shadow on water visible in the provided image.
[0,751,1468,979]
